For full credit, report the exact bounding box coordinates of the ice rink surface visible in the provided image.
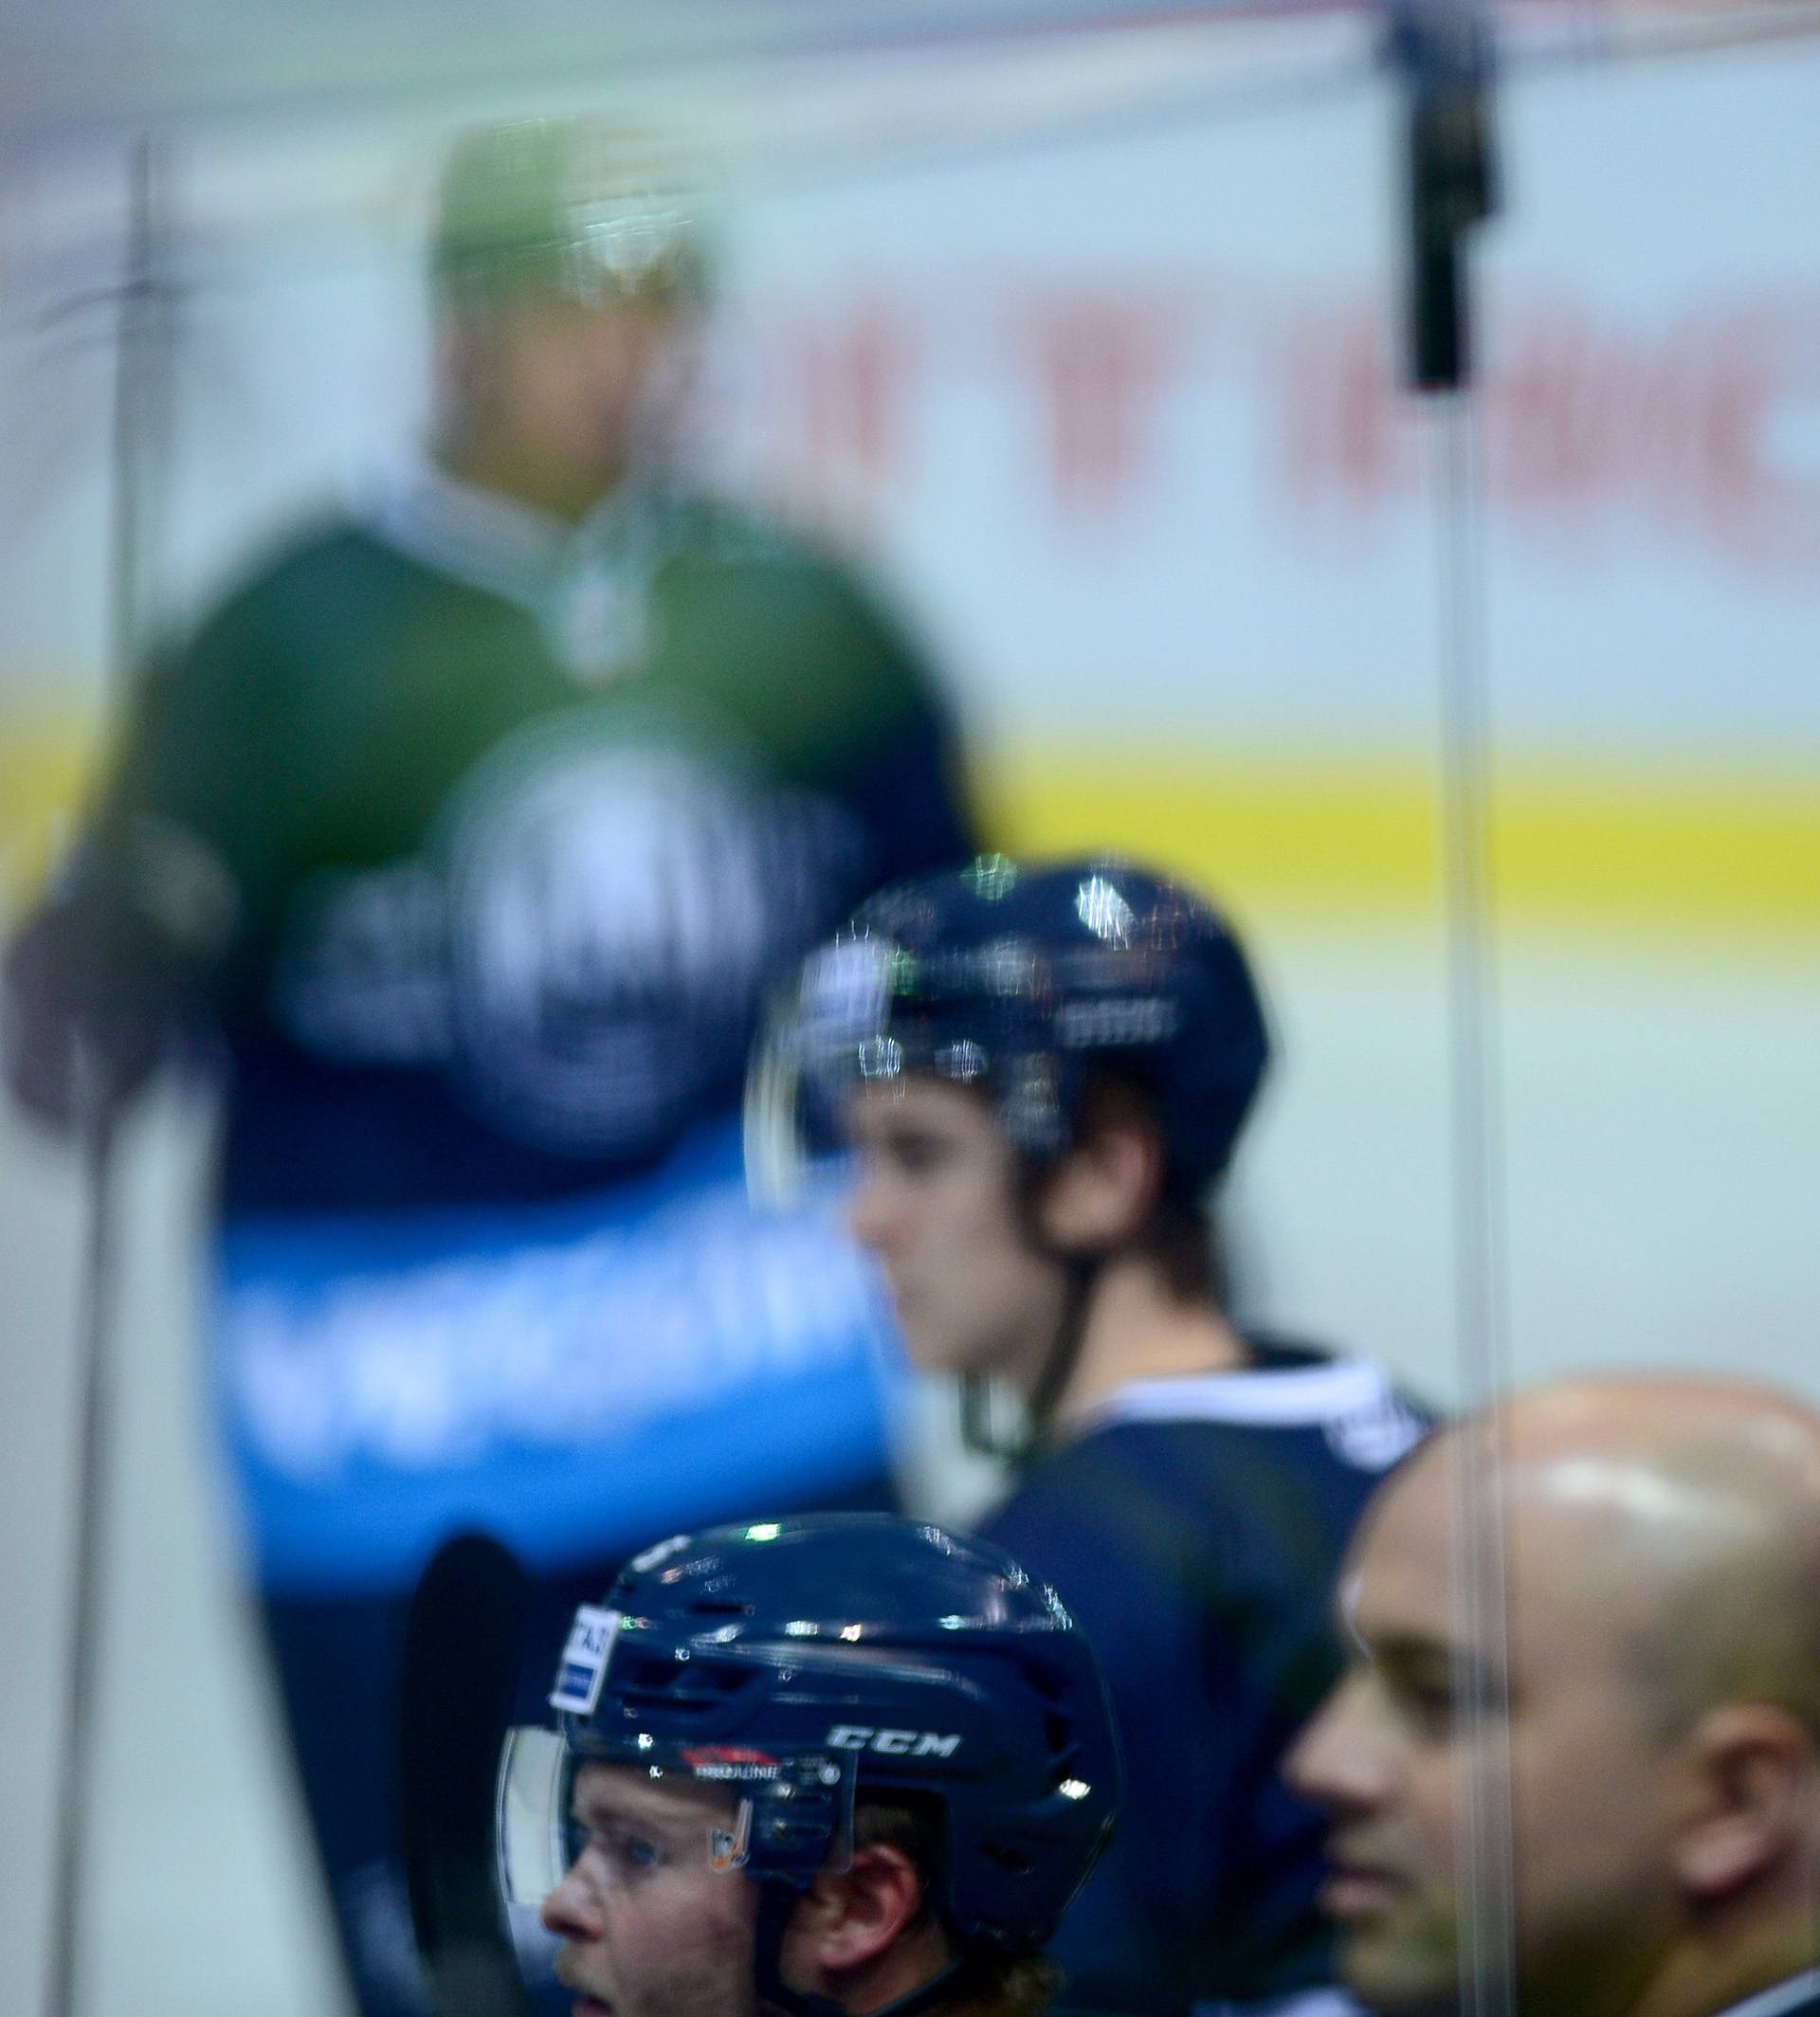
[4,923,1814,2017]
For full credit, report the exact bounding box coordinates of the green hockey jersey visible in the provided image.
[100,466,976,1210]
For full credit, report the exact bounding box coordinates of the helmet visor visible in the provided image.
[497,1724,573,1909]
[745,935,895,1206]
[496,1724,857,1908]
[745,934,998,1205]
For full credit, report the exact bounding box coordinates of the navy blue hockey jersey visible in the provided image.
[982,1337,1431,2017]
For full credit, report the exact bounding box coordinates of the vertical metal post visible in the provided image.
[1388,10,1514,2017]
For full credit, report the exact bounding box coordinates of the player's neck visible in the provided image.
[793,1916,954,2017]
[432,439,631,527]
[1622,1912,1820,2017]
[1044,1254,1248,1435]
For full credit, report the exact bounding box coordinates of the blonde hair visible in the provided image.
[853,1797,1065,2017]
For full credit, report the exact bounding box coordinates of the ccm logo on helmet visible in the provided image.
[827,1725,962,1757]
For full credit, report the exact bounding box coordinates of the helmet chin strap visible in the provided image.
[752,1881,961,2017]
[960,1255,1100,1465]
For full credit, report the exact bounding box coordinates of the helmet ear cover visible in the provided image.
[1011,1063,1226,1305]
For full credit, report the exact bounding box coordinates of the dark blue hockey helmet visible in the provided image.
[498,1513,1119,1954]
[748,853,1270,1200]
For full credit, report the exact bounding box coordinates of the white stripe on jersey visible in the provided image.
[1192,1989,1362,2017]
[1084,1357,1395,1430]
[1076,1355,1427,1472]
[1712,1972,1820,2017]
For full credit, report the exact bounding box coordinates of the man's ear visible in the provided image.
[1034,1110,1161,1253]
[786,1843,926,1979]
[1672,1702,1816,1900]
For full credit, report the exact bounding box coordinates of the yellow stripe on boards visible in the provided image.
[980,747,1820,949]
[2,714,1814,949]
[0,718,96,915]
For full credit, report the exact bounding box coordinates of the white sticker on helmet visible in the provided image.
[800,936,891,1051]
[549,1605,621,1716]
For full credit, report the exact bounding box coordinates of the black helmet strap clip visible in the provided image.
[959,1252,1100,1465]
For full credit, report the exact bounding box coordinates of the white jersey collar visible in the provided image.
[1713,1971,1820,2017]
[1077,1353,1397,1432]
[364,457,659,613]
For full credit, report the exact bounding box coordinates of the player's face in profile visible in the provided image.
[1287,1447,1682,2017]
[542,1761,761,2017]
[846,1077,1067,1382]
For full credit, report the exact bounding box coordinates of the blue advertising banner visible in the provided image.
[211,1118,898,1592]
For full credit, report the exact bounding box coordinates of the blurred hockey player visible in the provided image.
[4,118,975,2014]
[750,855,1430,2016]
[1289,1376,1820,2017]
[497,1513,1119,2017]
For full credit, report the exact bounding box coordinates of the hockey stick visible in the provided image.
[400,1530,541,2017]
[40,134,178,2017]
[41,1086,120,2017]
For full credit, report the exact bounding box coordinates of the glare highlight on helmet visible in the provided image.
[1076,874,1135,945]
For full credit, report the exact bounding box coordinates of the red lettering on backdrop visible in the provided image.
[1272,289,1820,573]
[1694,304,1820,570]
[1275,305,1417,516]
[798,297,908,487]
[1018,293,1181,514]
[1487,305,1705,549]
[755,298,919,527]
[729,280,1818,576]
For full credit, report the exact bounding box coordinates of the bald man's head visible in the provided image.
[1451,1377,1820,1736]
[1288,1375,1820,2017]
